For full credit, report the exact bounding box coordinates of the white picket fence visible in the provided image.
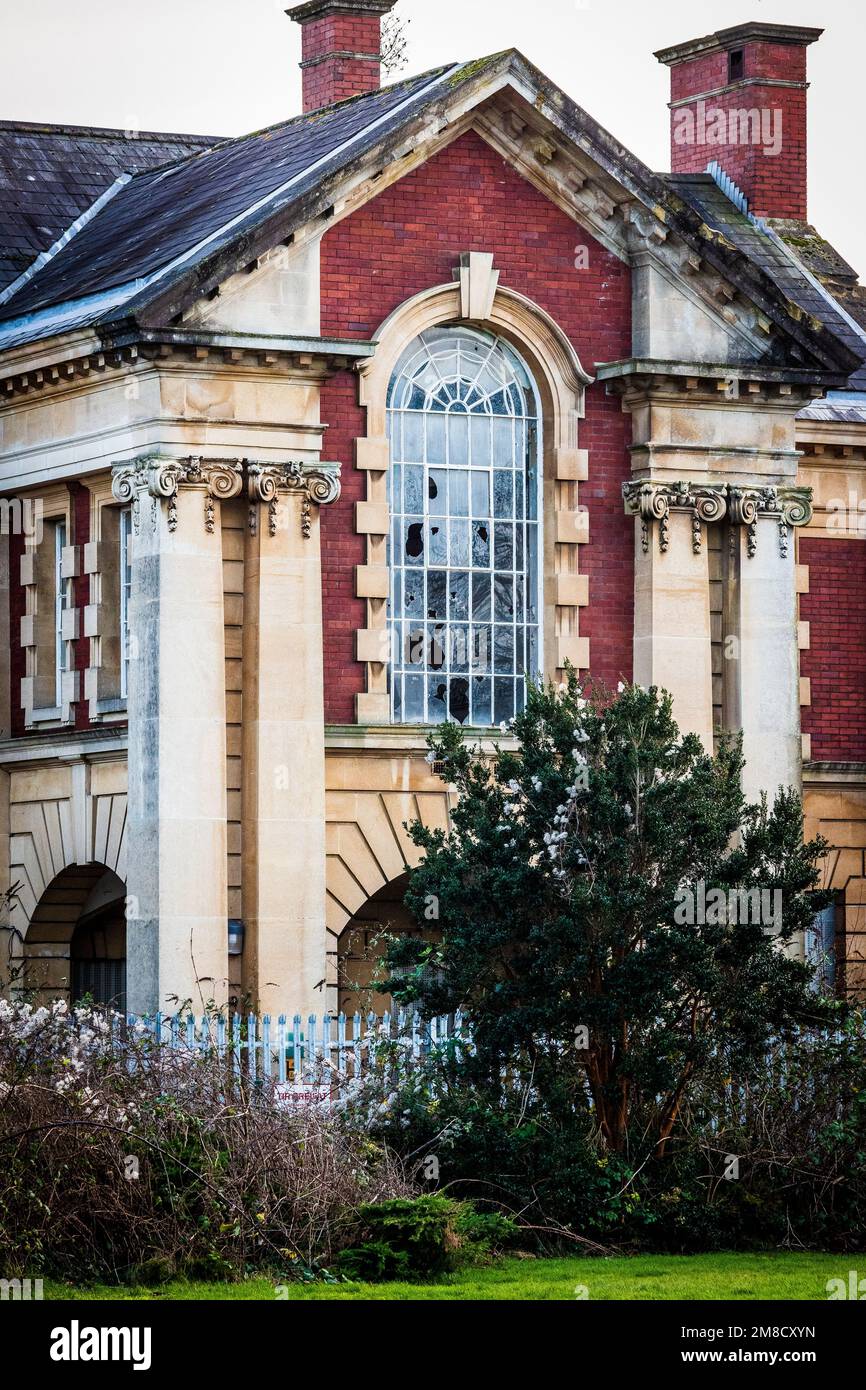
[123,1010,466,1090]
[119,1011,857,1119]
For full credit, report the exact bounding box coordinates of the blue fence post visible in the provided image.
[277,1015,287,1086]
[262,1015,271,1082]
[292,1015,302,1083]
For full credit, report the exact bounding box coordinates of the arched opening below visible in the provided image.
[70,869,127,1011]
[22,865,126,1008]
[336,875,440,1017]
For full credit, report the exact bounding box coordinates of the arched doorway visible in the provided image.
[70,869,127,1010]
[336,874,439,1016]
[22,864,126,1008]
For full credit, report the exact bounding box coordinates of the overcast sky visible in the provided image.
[1,0,863,272]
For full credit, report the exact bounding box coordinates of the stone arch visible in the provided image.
[7,760,127,936]
[324,778,453,1011]
[352,272,594,722]
[15,863,127,1007]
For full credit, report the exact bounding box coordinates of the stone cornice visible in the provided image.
[0,333,376,404]
[623,479,813,556]
[598,358,842,397]
[654,23,823,67]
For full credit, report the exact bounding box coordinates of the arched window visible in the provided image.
[387,327,541,726]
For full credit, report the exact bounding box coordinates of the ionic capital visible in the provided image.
[622,480,727,554]
[623,480,813,558]
[246,460,342,538]
[728,484,813,558]
[111,455,243,533]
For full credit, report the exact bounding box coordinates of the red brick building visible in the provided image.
[0,7,863,1013]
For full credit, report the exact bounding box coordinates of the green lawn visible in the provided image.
[47,1252,860,1301]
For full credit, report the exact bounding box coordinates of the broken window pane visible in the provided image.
[403,577,422,618]
[494,625,515,674]
[495,517,515,569]
[428,522,447,566]
[428,676,449,720]
[427,570,447,621]
[471,520,490,568]
[404,519,425,565]
[449,677,470,725]
[427,624,447,670]
[493,470,513,518]
[494,574,514,621]
[471,624,491,673]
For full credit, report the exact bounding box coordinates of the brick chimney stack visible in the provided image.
[287,0,399,114]
[655,22,823,220]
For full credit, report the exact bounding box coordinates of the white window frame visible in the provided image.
[387,326,543,728]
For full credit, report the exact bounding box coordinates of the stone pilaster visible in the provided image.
[724,486,813,800]
[624,477,813,796]
[242,460,340,1018]
[625,480,726,750]
[111,455,243,1014]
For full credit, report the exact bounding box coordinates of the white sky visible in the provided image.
[0,0,863,273]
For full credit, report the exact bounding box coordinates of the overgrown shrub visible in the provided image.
[336,1012,866,1253]
[0,999,413,1283]
[335,1194,516,1281]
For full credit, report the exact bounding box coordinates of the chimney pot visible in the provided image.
[287,0,399,113]
[655,21,823,221]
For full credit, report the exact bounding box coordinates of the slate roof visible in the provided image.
[666,174,866,393]
[799,392,866,424]
[0,121,219,294]
[0,65,455,328]
[0,51,863,387]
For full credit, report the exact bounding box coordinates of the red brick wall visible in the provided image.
[800,537,866,762]
[300,12,382,111]
[667,40,809,219]
[319,128,634,723]
[320,371,367,723]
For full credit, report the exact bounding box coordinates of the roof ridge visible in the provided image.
[0,118,219,143]
[199,61,456,150]
[103,62,460,197]
[0,58,469,330]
